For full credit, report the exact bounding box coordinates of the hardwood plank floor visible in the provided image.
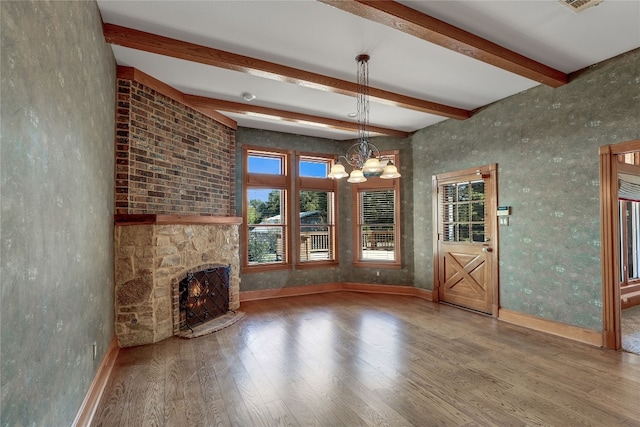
[92,292,640,426]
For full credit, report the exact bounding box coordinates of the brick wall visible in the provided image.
[115,75,236,215]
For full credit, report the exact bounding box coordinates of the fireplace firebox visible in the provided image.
[179,266,230,332]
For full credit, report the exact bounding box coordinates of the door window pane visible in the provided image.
[457,183,470,201]
[458,203,470,222]
[441,179,486,243]
[472,224,485,243]
[471,202,484,222]
[458,224,470,242]
[471,181,485,200]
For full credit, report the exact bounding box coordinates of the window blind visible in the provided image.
[360,190,395,225]
[619,173,640,201]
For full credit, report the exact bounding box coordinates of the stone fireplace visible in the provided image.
[113,67,241,347]
[114,214,241,347]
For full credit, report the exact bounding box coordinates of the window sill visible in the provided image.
[295,260,339,270]
[242,263,292,274]
[353,261,402,270]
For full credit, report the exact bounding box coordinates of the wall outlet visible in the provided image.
[93,342,97,360]
[376,271,380,276]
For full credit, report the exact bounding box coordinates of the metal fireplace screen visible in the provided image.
[179,266,230,331]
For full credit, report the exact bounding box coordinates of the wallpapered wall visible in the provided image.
[236,128,414,291]
[1,2,115,426]
[236,50,638,331]
[412,49,639,330]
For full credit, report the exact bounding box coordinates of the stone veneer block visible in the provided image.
[114,220,241,347]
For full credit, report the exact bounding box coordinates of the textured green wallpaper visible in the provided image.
[235,51,638,330]
[1,2,115,425]
[412,50,639,330]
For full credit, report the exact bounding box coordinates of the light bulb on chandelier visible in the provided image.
[328,54,400,182]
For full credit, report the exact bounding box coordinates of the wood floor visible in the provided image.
[92,292,640,426]
[622,305,640,354]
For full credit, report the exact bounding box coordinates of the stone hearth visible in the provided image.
[114,215,241,347]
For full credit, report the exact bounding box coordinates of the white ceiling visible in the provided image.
[97,0,640,141]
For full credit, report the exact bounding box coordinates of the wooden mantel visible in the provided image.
[114,214,242,226]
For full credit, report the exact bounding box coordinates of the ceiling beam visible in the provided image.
[184,95,410,138]
[103,23,470,120]
[318,0,568,88]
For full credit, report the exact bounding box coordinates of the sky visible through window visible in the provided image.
[248,156,281,174]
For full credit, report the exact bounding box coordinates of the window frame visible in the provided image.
[351,150,402,269]
[242,146,292,272]
[439,179,486,244]
[295,152,339,269]
[620,200,640,286]
[242,147,339,273]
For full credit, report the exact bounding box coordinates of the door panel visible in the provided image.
[440,242,492,313]
[434,165,498,315]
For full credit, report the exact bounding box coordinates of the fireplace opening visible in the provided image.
[179,265,230,332]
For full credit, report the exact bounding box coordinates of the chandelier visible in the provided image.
[328,54,401,183]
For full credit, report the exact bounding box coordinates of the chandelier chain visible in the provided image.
[356,54,370,146]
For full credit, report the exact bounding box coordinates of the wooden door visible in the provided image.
[434,165,498,315]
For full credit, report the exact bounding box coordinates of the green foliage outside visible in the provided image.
[248,191,282,225]
[248,231,279,263]
[248,190,329,263]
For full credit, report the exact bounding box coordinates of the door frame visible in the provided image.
[600,139,640,349]
[432,164,500,317]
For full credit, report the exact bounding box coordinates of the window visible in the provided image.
[617,158,640,293]
[297,154,337,266]
[620,201,640,285]
[440,179,486,243]
[352,151,401,268]
[243,147,290,270]
[243,148,337,271]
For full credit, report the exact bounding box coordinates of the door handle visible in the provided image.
[482,247,493,253]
